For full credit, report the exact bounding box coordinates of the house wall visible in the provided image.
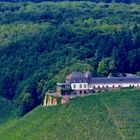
[88,83,140,89]
[69,82,140,96]
[71,83,88,90]
[71,82,140,90]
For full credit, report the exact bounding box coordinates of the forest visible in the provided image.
[0,2,140,115]
[0,0,140,4]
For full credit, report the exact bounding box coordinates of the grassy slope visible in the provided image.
[0,97,16,125]
[0,89,140,140]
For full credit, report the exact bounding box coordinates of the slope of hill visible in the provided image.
[0,89,140,140]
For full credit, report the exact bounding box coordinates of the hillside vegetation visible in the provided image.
[0,97,16,125]
[0,2,140,116]
[1,0,140,4]
[0,89,140,140]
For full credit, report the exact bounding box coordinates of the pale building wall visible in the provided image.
[71,83,88,90]
[71,82,140,90]
[88,83,140,89]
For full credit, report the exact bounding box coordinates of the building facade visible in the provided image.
[57,72,140,95]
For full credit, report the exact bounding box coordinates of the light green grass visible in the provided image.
[0,89,140,140]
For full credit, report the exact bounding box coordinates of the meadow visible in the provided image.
[0,89,140,140]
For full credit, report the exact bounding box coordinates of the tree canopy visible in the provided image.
[0,2,139,115]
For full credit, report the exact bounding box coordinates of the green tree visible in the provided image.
[97,60,108,76]
[136,72,140,76]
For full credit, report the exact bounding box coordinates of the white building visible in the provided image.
[57,72,140,95]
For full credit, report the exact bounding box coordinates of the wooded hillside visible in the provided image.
[1,0,140,4]
[0,2,140,115]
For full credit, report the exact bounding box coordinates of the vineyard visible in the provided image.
[0,89,140,140]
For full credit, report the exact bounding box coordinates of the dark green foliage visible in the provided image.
[0,97,16,125]
[97,58,116,76]
[0,2,140,115]
[97,59,108,76]
[1,0,140,4]
[136,71,140,76]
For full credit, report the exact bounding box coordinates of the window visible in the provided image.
[98,86,100,88]
[112,85,115,87]
[79,84,82,88]
[73,84,76,89]
[106,85,108,88]
[84,84,86,88]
